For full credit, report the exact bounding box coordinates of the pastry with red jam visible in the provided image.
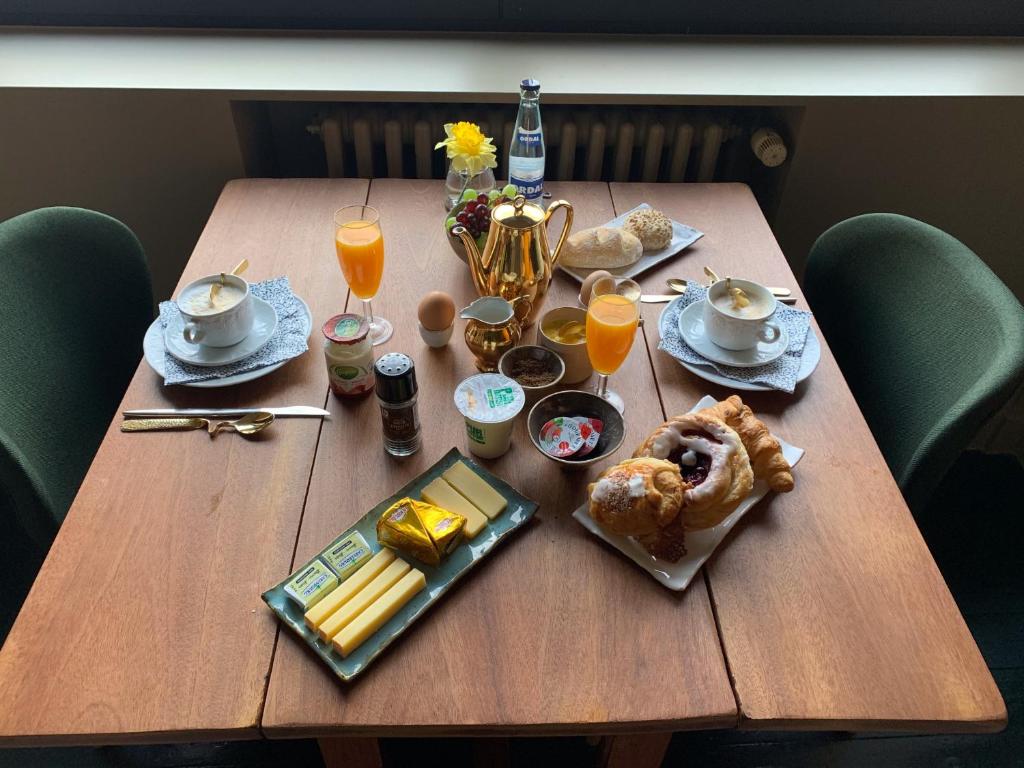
[633,395,794,530]
[634,411,753,529]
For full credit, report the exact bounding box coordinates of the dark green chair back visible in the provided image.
[0,207,153,549]
[805,213,1024,512]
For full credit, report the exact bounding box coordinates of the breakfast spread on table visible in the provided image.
[127,84,813,675]
[262,450,537,678]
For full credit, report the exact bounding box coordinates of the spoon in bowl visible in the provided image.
[671,275,793,298]
[210,258,250,302]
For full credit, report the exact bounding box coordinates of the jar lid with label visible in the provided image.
[323,314,369,345]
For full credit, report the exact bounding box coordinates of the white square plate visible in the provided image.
[572,395,805,591]
[559,203,704,284]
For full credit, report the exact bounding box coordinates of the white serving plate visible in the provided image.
[658,298,821,392]
[559,204,703,283]
[572,394,804,591]
[144,296,312,388]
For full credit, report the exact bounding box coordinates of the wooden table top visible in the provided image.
[0,179,1005,746]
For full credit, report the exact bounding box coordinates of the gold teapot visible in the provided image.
[460,296,524,372]
[455,195,573,327]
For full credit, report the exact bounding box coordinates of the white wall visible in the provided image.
[774,98,1024,300]
[0,89,243,301]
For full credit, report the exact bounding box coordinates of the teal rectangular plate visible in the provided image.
[262,447,538,681]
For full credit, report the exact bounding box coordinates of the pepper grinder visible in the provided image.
[374,352,422,457]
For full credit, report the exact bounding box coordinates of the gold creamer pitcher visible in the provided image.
[460,296,524,372]
[455,195,573,326]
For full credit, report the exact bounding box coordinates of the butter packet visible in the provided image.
[283,558,339,610]
[377,498,465,566]
[322,530,373,582]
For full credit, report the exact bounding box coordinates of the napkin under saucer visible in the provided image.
[658,285,813,393]
[157,277,309,386]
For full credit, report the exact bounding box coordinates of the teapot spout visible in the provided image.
[453,226,489,296]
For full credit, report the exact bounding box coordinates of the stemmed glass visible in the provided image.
[333,204,393,345]
[585,278,641,414]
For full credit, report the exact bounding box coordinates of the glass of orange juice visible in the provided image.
[585,278,641,414]
[334,204,392,345]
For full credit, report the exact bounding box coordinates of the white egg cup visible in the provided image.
[418,322,454,348]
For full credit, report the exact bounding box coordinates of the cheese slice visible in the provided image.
[420,478,488,539]
[441,461,508,519]
[304,548,395,630]
[332,568,427,658]
[318,558,410,642]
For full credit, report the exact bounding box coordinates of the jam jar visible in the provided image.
[322,314,374,397]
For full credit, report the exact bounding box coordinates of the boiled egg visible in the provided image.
[417,291,456,331]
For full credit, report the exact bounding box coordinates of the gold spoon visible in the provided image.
[208,411,274,437]
[210,258,250,301]
[122,410,274,438]
[690,271,793,298]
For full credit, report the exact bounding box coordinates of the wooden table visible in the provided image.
[0,180,1005,768]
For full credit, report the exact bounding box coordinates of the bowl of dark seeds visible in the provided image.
[498,345,565,405]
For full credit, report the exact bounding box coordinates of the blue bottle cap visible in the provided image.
[520,79,540,91]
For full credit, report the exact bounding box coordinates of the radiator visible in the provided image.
[310,104,784,184]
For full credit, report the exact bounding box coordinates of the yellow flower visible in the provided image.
[434,122,498,175]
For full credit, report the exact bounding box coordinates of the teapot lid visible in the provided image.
[492,195,544,229]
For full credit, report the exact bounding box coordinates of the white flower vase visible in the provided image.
[444,165,496,211]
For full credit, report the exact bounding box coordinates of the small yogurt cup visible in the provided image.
[454,373,526,459]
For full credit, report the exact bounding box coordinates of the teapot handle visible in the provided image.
[543,200,574,271]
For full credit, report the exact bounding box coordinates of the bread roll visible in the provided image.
[560,227,643,269]
[623,209,673,251]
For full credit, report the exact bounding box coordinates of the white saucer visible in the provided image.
[144,296,312,388]
[677,300,788,368]
[658,298,821,393]
[164,296,278,367]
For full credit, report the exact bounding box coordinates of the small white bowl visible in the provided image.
[419,322,454,348]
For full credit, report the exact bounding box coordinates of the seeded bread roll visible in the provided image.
[560,226,643,269]
[623,209,673,251]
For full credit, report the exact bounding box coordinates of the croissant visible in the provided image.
[633,412,753,529]
[588,458,686,536]
[700,396,794,492]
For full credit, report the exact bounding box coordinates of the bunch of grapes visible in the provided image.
[446,184,519,250]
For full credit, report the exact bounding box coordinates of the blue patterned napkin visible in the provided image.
[658,285,812,393]
[158,277,309,385]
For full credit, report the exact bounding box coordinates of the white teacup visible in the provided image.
[176,274,254,348]
[702,278,782,351]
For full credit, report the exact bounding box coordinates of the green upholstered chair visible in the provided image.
[0,207,152,558]
[805,213,1024,513]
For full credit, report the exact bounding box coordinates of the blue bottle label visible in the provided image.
[509,175,545,199]
[509,155,544,199]
[516,127,542,146]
